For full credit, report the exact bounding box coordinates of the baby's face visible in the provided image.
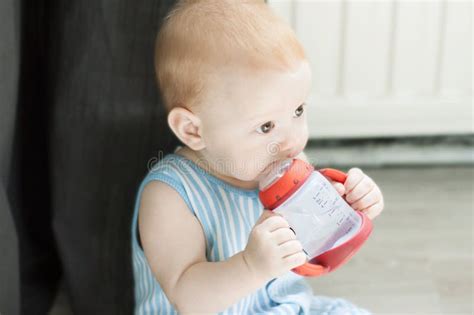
[197,60,312,182]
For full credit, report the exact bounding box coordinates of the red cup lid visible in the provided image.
[258,159,314,210]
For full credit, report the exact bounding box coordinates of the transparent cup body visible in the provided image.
[273,171,362,258]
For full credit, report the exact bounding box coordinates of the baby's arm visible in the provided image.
[138,181,268,314]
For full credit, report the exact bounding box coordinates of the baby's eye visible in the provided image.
[294,104,305,117]
[257,121,275,134]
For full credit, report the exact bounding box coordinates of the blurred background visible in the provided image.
[270,0,471,140]
[268,1,473,314]
[0,0,472,315]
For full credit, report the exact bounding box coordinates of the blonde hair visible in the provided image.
[154,0,306,112]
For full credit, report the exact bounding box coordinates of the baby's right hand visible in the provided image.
[242,210,307,281]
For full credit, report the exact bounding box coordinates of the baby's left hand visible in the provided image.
[330,168,384,220]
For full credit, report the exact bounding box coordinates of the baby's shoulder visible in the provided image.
[146,153,187,181]
[138,153,195,213]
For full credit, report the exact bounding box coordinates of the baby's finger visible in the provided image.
[345,176,375,204]
[344,168,364,193]
[361,201,384,220]
[278,239,304,258]
[259,215,289,233]
[271,227,297,245]
[283,251,308,269]
[255,209,279,225]
[329,181,345,196]
[350,186,381,211]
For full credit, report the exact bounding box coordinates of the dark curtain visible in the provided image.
[1,1,179,314]
[0,0,21,315]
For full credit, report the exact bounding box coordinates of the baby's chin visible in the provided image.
[228,170,264,185]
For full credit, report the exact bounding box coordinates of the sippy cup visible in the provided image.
[258,158,373,277]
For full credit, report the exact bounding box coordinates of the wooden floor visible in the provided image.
[50,166,473,314]
[306,166,473,315]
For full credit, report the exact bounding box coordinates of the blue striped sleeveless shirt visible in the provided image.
[131,152,371,314]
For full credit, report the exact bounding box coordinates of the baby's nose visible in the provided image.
[279,138,300,157]
[276,140,297,157]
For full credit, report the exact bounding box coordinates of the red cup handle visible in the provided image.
[319,168,348,184]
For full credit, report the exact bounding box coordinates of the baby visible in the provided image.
[132,0,385,314]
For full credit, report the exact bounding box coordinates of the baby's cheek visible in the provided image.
[233,161,261,182]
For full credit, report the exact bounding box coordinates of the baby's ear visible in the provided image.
[167,106,205,151]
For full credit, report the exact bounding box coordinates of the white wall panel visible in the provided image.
[268,0,472,139]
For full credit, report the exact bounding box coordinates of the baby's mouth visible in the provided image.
[261,160,281,176]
